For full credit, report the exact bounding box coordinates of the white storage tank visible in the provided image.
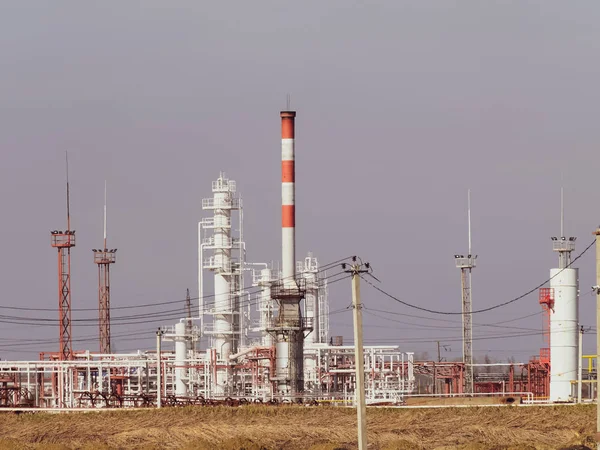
[549,267,578,402]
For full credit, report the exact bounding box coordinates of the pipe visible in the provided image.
[229,346,258,361]
[156,330,163,408]
[578,326,583,403]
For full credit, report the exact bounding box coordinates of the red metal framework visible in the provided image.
[93,249,116,353]
[527,356,550,399]
[538,288,554,364]
[413,361,465,395]
[51,231,75,361]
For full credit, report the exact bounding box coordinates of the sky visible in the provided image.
[0,1,599,363]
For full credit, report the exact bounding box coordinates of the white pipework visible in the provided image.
[299,254,319,346]
[198,222,204,335]
[299,254,319,393]
[259,268,273,347]
[229,346,258,361]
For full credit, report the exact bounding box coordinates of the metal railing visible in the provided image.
[270,279,307,300]
[552,240,576,252]
[455,255,476,268]
[202,257,232,273]
[201,217,231,228]
[201,237,233,248]
[267,316,313,331]
[212,179,236,193]
[202,198,241,209]
[51,232,76,248]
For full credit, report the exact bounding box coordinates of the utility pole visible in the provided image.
[578,326,584,404]
[343,257,370,450]
[437,341,449,362]
[592,227,600,449]
[156,328,164,408]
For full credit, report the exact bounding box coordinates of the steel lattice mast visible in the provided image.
[93,182,116,354]
[454,190,476,394]
[50,154,75,361]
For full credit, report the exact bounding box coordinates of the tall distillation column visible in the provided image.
[300,254,320,345]
[299,253,330,392]
[199,173,244,396]
[252,267,274,347]
[549,188,578,402]
[269,110,309,398]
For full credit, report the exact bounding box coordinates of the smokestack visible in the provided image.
[273,110,305,398]
[281,111,296,286]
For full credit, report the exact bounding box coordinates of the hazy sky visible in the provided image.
[0,2,599,362]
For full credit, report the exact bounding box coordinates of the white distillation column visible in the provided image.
[174,321,188,396]
[214,185,233,361]
[199,173,242,396]
[549,236,578,402]
[299,253,320,393]
[259,268,274,347]
[300,254,320,346]
[318,271,329,344]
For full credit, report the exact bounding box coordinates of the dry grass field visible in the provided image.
[0,404,594,450]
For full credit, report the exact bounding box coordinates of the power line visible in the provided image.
[0,272,352,328]
[362,309,542,333]
[362,239,595,315]
[0,256,353,313]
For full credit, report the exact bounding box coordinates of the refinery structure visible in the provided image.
[0,110,593,409]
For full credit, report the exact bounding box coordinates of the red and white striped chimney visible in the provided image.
[281,111,296,287]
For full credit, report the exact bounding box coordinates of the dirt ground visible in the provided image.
[0,404,594,450]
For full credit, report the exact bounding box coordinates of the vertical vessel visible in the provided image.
[549,188,578,401]
[199,173,244,395]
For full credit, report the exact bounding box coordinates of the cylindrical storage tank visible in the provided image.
[549,267,578,402]
[276,340,290,395]
[174,322,188,397]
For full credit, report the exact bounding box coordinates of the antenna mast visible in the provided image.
[454,189,476,395]
[51,153,76,364]
[94,181,117,354]
[66,152,71,231]
[560,185,564,238]
[468,189,472,255]
[104,180,107,248]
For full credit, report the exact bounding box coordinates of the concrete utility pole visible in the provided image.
[578,326,584,404]
[343,257,370,450]
[156,328,165,408]
[593,227,600,448]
